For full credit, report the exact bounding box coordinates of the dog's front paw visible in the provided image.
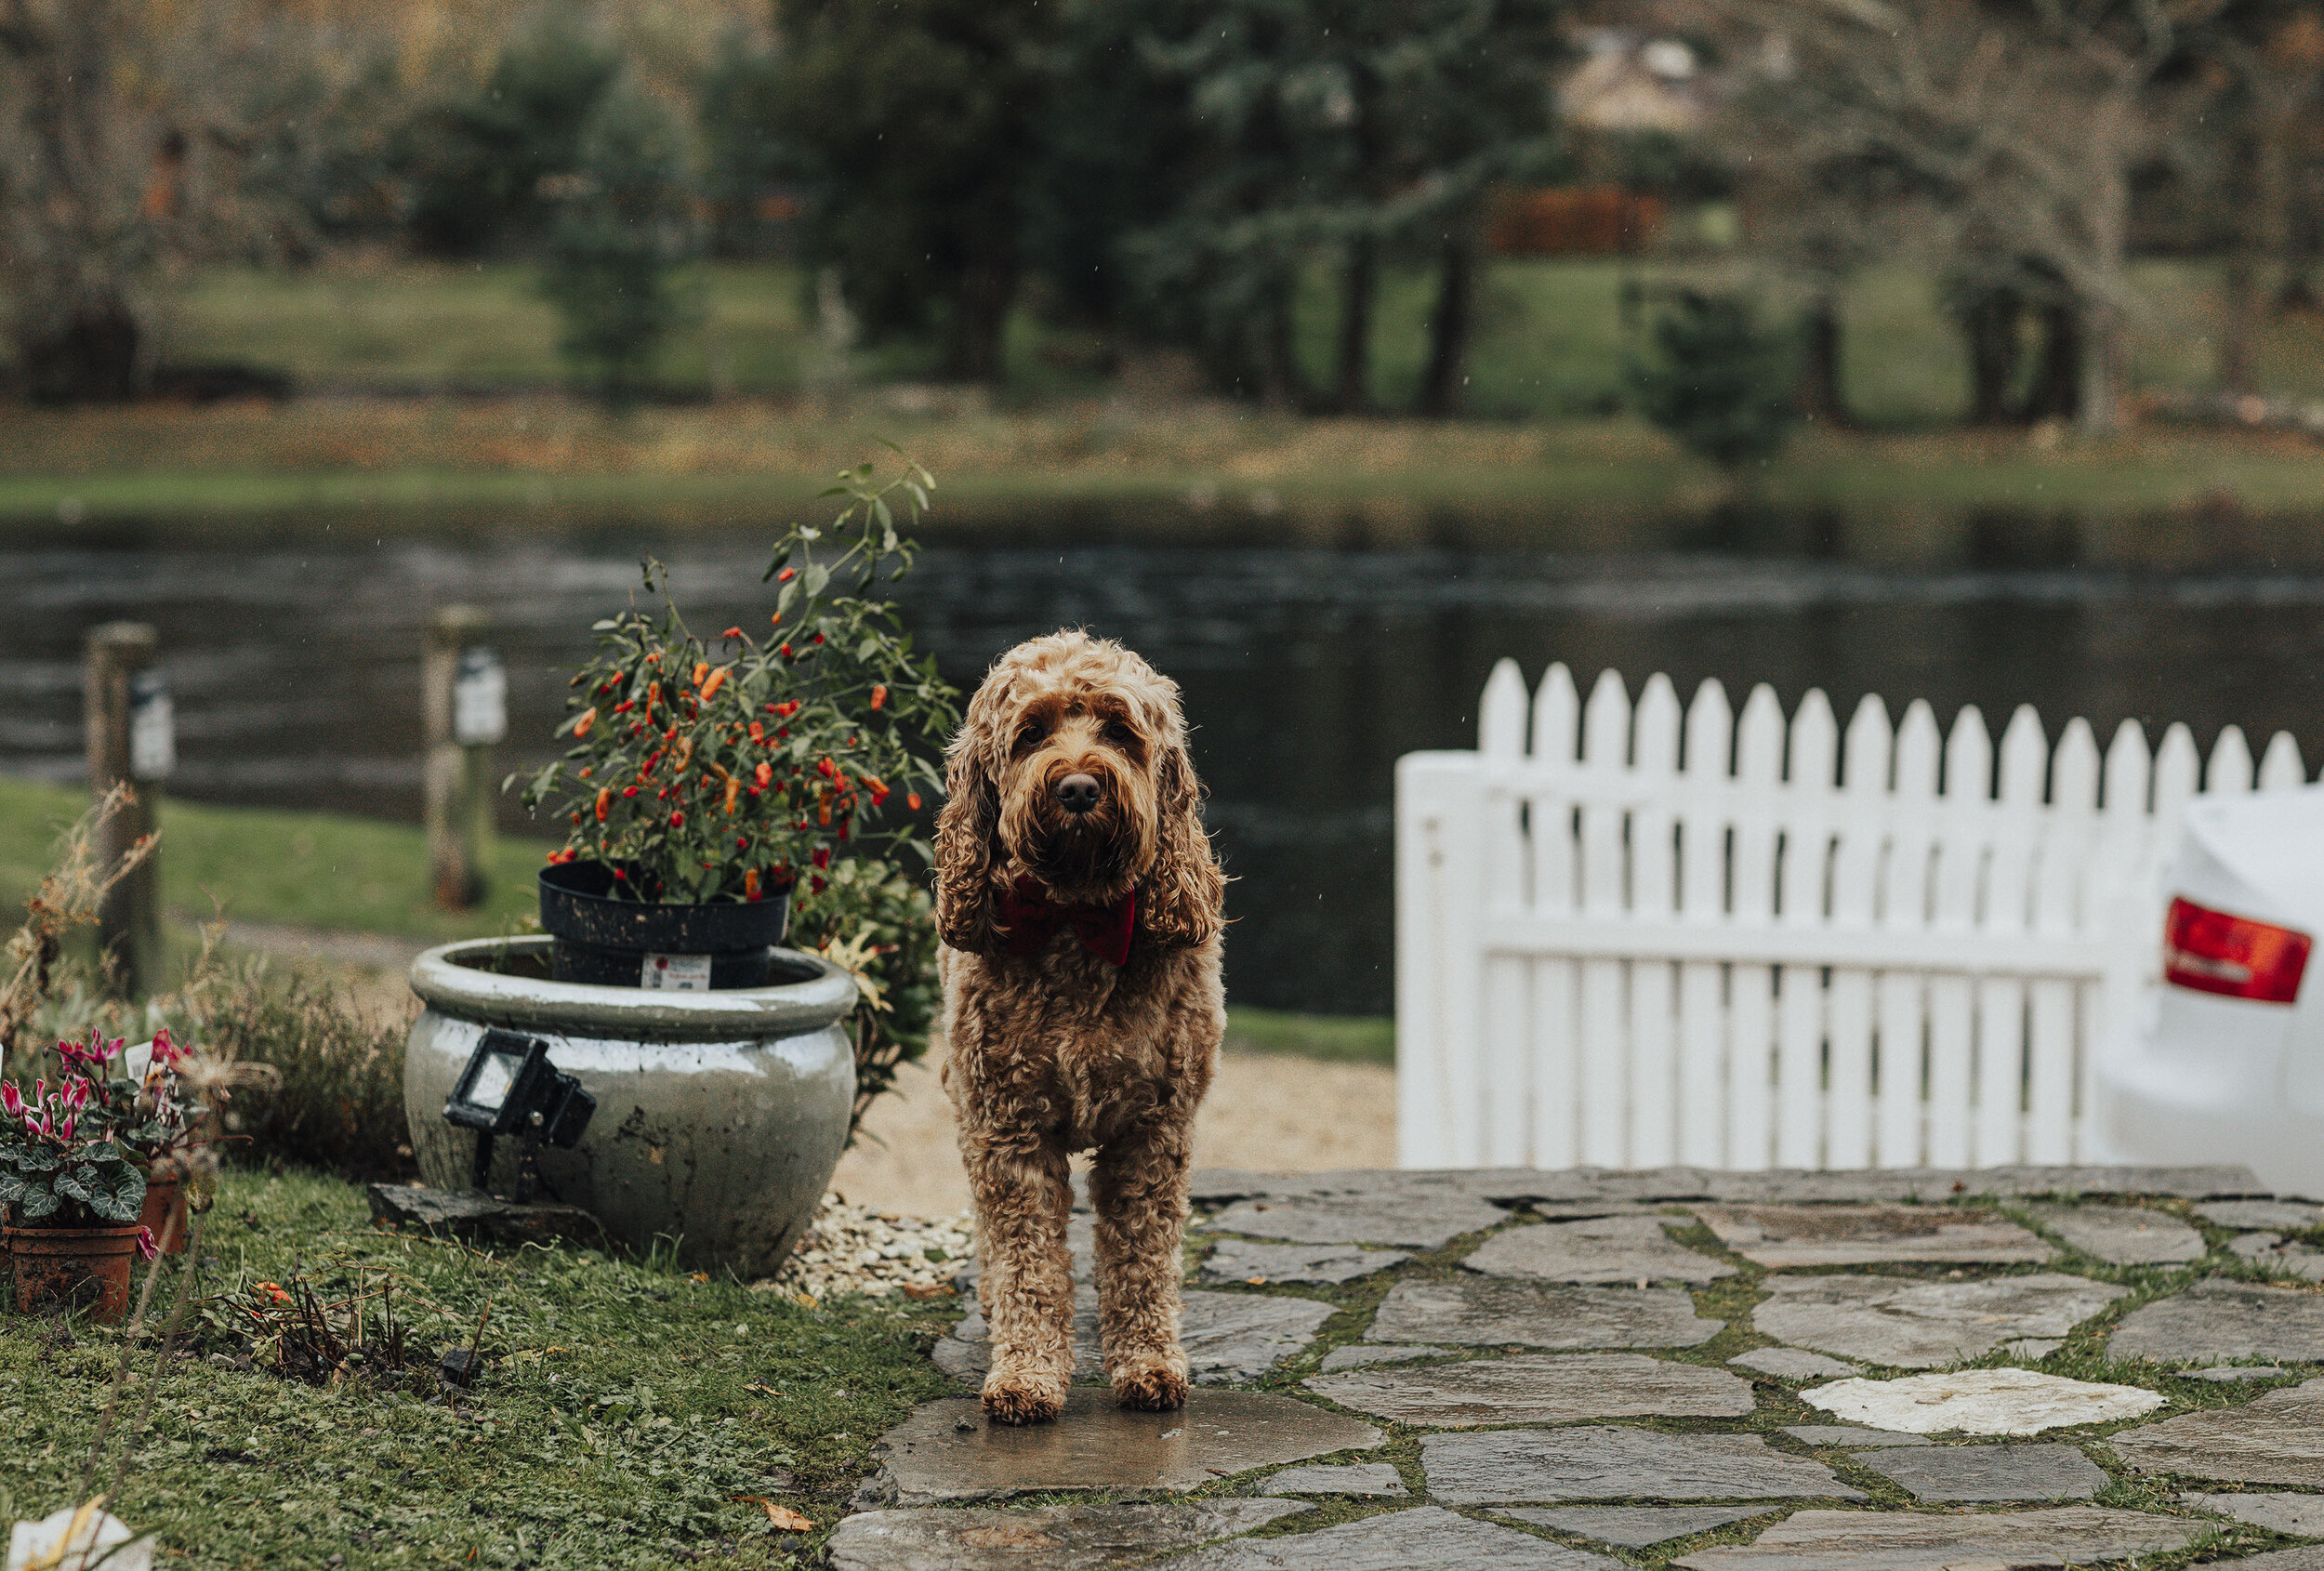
[982,1367,1067,1426]
[1110,1349,1189,1412]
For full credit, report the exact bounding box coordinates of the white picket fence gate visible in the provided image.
[1395,661,2313,1171]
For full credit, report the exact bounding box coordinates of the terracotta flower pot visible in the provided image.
[139,1170,189,1255]
[7,1224,144,1323]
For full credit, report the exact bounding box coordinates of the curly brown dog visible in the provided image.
[934,629,1226,1426]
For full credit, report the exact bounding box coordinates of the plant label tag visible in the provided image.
[642,953,711,992]
[453,647,508,746]
[127,668,174,780]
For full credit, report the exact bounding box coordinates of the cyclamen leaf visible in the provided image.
[17,1183,59,1221]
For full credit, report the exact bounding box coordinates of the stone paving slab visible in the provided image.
[2021,1202,2207,1264]
[1419,1427,1865,1505]
[826,1500,1314,1571]
[1669,1507,2203,1568]
[1857,1443,2109,1501]
[1201,1190,1509,1248]
[1802,1368,2165,1435]
[2110,1375,2324,1486]
[1198,1240,1411,1286]
[1728,1347,1857,1380]
[935,1288,1335,1386]
[2191,1364,2293,1380]
[2109,1277,2324,1364]
[1186,1166,2266,1208]
[2231,1232,2324,1279]
[1462,1215,1735,1285]
[1307,1352,1755,1427]
[1779,1426,1930,1447]
[2197,1198,2324,1231]
[2230,1549,2324,1570]
[1258,1463,1407,1498]
[1367,1277,1721,1348]
[1695,1204,2053,1268]
[865,1389,1383,1505]
[1154,1506,1622,1569]
[1496,1506,1769,1548]
[2182,1489,2324,1537]
[1752,1273,2127,1367]
[1316,1344,1447,1372]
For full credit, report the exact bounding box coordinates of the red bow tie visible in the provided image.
[997,875,1136,967]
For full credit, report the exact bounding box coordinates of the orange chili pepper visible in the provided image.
[748,721,764,743]
[595,786,611,823]
[745,868,761,900]
[693,661,710,687]
[701,666,729,702]
[574,706,597,738]
[755,762,772,787]
[673,736,694,772]
[724,777,740,814]
[859,773,887,799]
[869,684,887,711]
[646,681,662,719]
[907,793,922,812]
[818,790,832,827]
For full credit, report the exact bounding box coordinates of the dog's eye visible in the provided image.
[1103,719,1137,747]
[1013,722,1047,754]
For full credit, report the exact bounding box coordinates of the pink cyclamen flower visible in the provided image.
[56,1113,73,1143]
[135,1226,158,1262]
[62,1076,90,1112]
[150,1027,183,1066]
[0,1082,21,1117]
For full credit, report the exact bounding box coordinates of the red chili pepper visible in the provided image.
[777,568,796,583]
[748,721,764,743]
[813,632,825,644]
[722,626,743,640]
[613,868,627,880]
[595,787,611,823]
[870,685,887,711]
[613,700,633,713]
[745,868,761,901]
[778,643,793,659]
[574,707,598,739]
[670,810,686,828]
[817,758,836,779]
[755,762,772,787]
[812,848,830,870]
[907,793,922,811]
[623,785,639,798]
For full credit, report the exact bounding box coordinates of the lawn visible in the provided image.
[137,255,2324,423]
[0,1167,956,1569]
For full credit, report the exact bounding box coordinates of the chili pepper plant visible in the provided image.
[516,456,958,906]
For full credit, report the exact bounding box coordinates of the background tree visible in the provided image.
[538,73,700,409]
[1623,287,1801,469]
[770,0,1050,383]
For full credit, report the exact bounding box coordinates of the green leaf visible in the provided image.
[15,1182,59,1221]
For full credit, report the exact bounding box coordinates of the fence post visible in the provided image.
[86,622,167,998]
[426,606,503,910]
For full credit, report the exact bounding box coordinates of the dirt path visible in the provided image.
[830,1048,1394,1219]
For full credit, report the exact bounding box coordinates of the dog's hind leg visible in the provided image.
[1089,1120,1193,1411]
[964,1130,1076,1424]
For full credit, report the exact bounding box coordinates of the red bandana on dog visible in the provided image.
[998,875,1136,967]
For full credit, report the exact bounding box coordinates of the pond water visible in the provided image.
[6,524,2324,1014]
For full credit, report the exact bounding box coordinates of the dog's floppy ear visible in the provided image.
[1138,721,1225,948]
[934,671,1006,952]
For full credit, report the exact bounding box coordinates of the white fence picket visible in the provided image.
[1398,660,2318,1170]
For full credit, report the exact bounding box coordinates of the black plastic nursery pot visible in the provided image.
[538,861,795,990]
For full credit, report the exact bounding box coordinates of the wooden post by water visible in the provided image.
[426,605,502,910]
[86,622,165,998]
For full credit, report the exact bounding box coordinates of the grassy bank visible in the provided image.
[0,1168,950,1568]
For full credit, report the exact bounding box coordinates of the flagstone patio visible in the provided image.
[831,1164,2324,1568]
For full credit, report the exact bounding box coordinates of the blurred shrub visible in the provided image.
[1623,289,1801,470]
[539,74,700,408]
[698,29,798,259]
[400,10,623,257]
[789,858,940,1144]
[201,968,416,1184]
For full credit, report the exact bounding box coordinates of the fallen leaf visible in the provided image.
[900,1283,955,1300]
[690,1272,709,1283]
[767,1506,812,1532]
[1245,1276,1268,1286]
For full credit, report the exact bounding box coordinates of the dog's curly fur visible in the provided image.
[935,630,1226,1425]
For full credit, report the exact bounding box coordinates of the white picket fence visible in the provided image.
[1395,661,2313,1171]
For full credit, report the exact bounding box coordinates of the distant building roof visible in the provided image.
[1561,30,1708,134]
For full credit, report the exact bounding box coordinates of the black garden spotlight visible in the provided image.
[443,1030,595,1200]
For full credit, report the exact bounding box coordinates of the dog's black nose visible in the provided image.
[1054,773,1102,814]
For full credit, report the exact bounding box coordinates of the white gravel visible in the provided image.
[752,1193,974,1304]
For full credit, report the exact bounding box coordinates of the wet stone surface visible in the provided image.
[1197,1239,1410,1286]
[1668,1507,2203,1568]
[1694,1204,2054,1268]
[1496,1506,1770,1549]
[1461,1214,1736,1285]
[935,1287,1335,1386]
[866,1389,1383,1506]
[1367,1277,1722,1349]
[1155,1506,1622,1569]
[1307,1353,1755,1427]
[1857,1443,2110,1502]
[843,1166,2312,1568]
[825,1501,1313,1571]
[1200,1190,1508,1248]
[2110,1375,2324,1486]
[1751,1272,2127,1367]
[1258,1462,1407,1498]
[2108,1277,2324,1365]
[1419,1426,1865,1506]
[2020,1202,2207,1265]
[2229,1231,2324,1279]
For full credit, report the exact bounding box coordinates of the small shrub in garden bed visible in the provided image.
[197,968,416,1182]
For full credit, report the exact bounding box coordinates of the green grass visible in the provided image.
[0,1168,957,1568]
[131,255,2324,419]
[1222,1007,1393,1066]
[0,777,546,945]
